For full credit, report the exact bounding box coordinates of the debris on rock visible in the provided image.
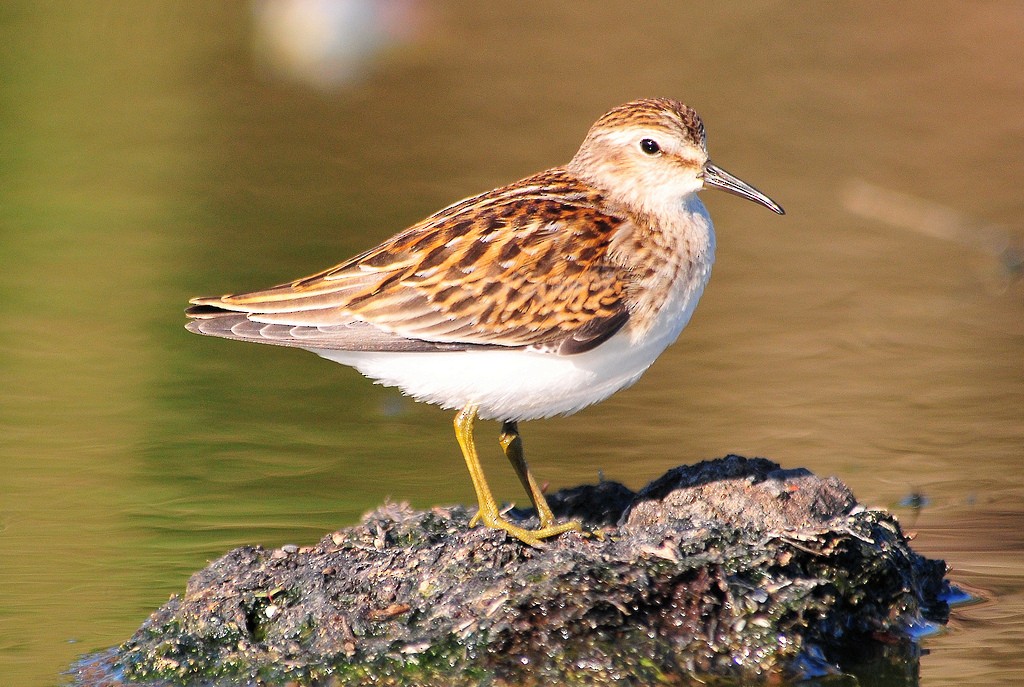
[71,456,950,686]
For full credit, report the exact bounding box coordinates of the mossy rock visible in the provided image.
[74,456,949,686]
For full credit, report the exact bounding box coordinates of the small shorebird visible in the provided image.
[187,98,784,547]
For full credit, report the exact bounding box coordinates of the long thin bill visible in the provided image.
[703,162,785,215]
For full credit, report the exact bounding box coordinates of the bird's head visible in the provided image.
[569,98,784,217]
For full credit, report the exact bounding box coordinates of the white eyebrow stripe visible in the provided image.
[598,127,654,146]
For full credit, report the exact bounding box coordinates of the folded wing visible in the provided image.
[186,168,632,355]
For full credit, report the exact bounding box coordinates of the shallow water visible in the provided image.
[1,2,1022,685]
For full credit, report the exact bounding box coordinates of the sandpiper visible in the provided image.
[187,98,784,547]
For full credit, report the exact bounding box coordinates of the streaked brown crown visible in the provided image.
[585,98,706,150]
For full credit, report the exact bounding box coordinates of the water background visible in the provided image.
[1,2,1022,684]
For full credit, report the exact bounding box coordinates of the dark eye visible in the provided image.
[640,138,661,155]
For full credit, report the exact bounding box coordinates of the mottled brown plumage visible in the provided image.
[188,168,632,353]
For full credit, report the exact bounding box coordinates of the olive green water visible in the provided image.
[1,2,1022,685]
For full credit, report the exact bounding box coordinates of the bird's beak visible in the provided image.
[702,162,785,215]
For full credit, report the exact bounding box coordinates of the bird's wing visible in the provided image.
[187,169,633,354]
[184,314,496,352]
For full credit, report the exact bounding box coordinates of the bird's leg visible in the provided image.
[498,420,554,526]
[453,406,576,547]
[499,420,581,537]
[455,405,542,547]
[457,406,501,531]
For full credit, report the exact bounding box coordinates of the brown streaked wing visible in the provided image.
[188,168,632,352]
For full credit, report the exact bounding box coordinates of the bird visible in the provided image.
[186,98,784,547]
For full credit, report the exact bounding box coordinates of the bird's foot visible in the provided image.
[469,508,581,548]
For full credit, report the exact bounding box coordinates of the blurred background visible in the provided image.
[0,2,1022,685]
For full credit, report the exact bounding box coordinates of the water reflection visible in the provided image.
[0,2,1022,686]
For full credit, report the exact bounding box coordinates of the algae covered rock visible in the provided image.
[81,456,948,686]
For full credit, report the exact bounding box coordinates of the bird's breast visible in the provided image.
[618,198,716,345]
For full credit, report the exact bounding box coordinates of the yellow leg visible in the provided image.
[499,420,580,536]
[454,405,578,547]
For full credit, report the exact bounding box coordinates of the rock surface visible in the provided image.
[76,456,949,686]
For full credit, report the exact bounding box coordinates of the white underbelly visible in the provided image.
[313,335,639,421]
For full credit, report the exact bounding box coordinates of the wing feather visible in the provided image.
[186,313,494,352]
[187,168,632,354]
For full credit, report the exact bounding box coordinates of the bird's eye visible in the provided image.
[640,138,661,155]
